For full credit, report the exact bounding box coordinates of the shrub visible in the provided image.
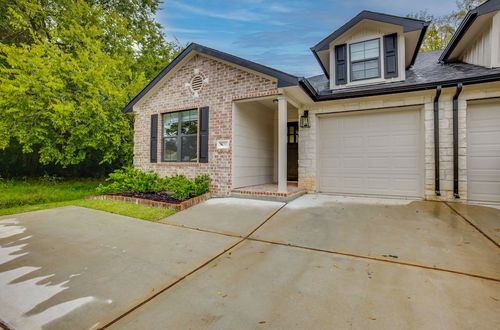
[96,166,161,194]
[194,174,211,196]
[96,167,211,200]
[163,175,194,200]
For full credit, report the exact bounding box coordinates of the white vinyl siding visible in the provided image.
[317,108,423,198]
[467,101,500,202]
[232,103,274,188]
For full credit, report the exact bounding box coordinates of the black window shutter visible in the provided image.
[335,44,347,85]
[150,114,158,163]
[199,107,209,163]
[384,34,398,78]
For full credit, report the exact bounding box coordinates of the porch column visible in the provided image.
[278,96,288,193]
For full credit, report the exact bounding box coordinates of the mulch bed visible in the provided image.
[116,192,184,204]
[86,192,211,211]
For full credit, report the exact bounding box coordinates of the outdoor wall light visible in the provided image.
[300,110,311,128]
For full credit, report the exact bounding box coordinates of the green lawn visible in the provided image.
[0,178,175,220]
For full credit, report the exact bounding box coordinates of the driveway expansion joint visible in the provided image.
[157,203,500,284]
[99,203,288,329]
[444,202,500,249]
[245,237,500,283]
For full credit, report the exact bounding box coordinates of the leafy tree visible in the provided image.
[408,0,487,52]
[0,0,180,170]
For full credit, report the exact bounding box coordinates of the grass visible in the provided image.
[0,178,103,208]
[0,178,176,221]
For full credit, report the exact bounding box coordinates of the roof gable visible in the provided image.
[122,43,298,113]
[311,11,427,53]
[439,0,500,63]
[310,11,428,79]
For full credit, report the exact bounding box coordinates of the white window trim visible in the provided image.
[349,38,381,82]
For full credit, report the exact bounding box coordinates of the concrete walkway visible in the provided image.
[1,196,499,329]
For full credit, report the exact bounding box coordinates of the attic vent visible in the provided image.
[190,75,203,92]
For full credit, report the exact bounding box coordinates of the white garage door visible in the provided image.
[467,101,500,202]
[318,108,423,198]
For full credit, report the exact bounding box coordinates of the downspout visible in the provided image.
[452,83,463,198]
[433,85,442,196]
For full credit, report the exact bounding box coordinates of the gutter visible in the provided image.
[452,83,463,198]
[433,85,442,196]
[299,73,500,102]
[410,22,429,67]
[310,49,330,79]
[439,13,477,63]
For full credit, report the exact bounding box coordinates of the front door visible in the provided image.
[287,122,299,181]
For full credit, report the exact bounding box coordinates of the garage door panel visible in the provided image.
[467,102,500,202]
[469,131,500,145]
[318,109,423,198]
[468,156,500,169]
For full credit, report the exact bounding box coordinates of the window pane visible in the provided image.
[350,50,364,61]
[365,68,379,78]
[350,42,364,53]
[365,39,379,50]
[350,39,379,61]
[365,47,379,59]
[365,59,378,69]
[163,137,177,161]
[181,110,198,135]
[351,70,364,80]
[351,61,364,72]
[163,113,178,137]
[181,136,197,162]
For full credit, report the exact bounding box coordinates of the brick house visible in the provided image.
[123,1,500,203]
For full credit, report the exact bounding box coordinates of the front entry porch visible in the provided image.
[230,182,306,202]
[232,95,302,201]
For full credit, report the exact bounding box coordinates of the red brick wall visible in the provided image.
[133,54,278,196]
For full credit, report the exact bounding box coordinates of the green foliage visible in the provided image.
[97,167,211,200]
[407,0,487,52]
[0,178,103,208]
[164,174,211,200]
[96,166,160,194]
[194,174,211,196]
[0,0,181,172]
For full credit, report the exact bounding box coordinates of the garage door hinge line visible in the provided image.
[99,203,287,329]
[444,202,499,249]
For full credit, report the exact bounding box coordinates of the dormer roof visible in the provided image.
[310,11,428,78]
[439,0,500,63]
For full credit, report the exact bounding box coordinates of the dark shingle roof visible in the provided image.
[302,50,500,100]
[122,43,299,113]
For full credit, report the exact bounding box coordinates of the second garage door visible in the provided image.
[467,101,500,203]
[318,108,423,198]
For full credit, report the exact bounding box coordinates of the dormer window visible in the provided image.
[350,39,380,81]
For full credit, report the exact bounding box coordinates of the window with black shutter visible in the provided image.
[198,106,209,163]
[335,44,347,85]
[383,33,398,78]
[150,114,158,163]
[162,109,198,162]
[349,38,380,81]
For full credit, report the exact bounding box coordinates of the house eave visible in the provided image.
[121,43,299,113]
[299,73,500,102]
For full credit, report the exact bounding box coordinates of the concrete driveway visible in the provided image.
[1,196,499,329]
